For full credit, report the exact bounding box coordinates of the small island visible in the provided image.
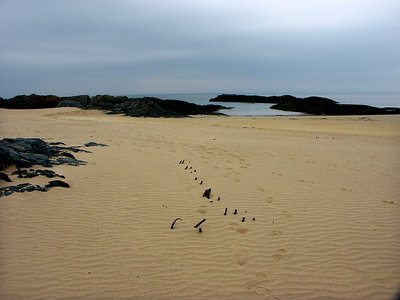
[210,94,400,115]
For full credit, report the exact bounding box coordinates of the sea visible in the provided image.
[127,93,400,116]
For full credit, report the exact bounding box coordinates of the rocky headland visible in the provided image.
[210,94,400,115]
[0,94,228,117]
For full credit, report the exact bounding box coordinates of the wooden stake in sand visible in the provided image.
[170,218,182,229]
[203,188,211,199]
[224,208,228,215]
[194,218,206,228]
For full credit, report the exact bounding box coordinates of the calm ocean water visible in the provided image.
[127,93,400,116]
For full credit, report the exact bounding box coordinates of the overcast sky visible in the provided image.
[0,0,399,99]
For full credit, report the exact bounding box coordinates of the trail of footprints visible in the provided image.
[171,159,257,234]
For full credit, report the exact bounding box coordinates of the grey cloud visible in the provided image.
[0,0,399,99]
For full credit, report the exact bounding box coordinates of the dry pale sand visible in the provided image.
[0,108,399,300]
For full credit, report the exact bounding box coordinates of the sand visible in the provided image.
[0,108,399,300]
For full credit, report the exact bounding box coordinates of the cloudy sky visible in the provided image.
[0,0,399,99]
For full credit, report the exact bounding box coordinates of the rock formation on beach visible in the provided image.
[0,94,228,117]
[210,94,400,115]
[0,138,106,197]
[0,138,87,170]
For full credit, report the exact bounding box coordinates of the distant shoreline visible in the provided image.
[0,94,228,118]
[209,94,400,115]
[1,93,400,116]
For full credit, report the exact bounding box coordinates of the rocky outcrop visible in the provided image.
[0,183,49,197]
[0,180,70,197]
[270,97,400,115]
[12,168,65,179]
[0,138,87,170]
[210,94,400,115]
[0,94,60,109]
[0,138,107,197]
[0,94,228,117]
[110,97,226,117]
[58,95,90,109]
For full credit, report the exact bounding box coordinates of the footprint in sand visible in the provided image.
[271,229,283,236]
[236,228,249,234]
[198,208,207,214]
[341,187,354,193]
[281,210,292,219]
[300,178,316,184]
[382,200,395,205]
[245,272,271,296]
[229,222,249,235]
[270,171,283,176]
[266,196,273,203]
[272,249,291,262]
[236,249,249,267]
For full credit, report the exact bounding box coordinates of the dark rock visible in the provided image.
[52,157,86,166]
[0,182,48,197]
[0,172,12,182]
[60,152,75,159]
[0,94,60,109]
[49,142,66,146]
[55,146,91,154]
[1,94,229,117]
[270,97,386,115]
[110,97,227,117]
[84,142,108,147]
[12,168,65,179]
[0,138,55,169]
[46,180,70,188]
[58,95,90,108]
[0,138,103,197]
[210,94,400,115]
[57,99,86,108]
[0,138,86,170]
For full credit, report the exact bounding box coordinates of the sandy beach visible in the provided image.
[0,108,399,299]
